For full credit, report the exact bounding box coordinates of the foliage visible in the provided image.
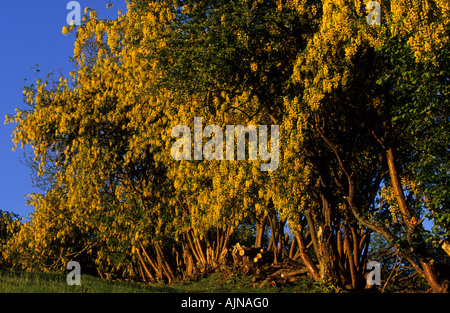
[0,211,21,268]
[2,0,449,292]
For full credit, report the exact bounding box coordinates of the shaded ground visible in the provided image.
[0,269,322,293]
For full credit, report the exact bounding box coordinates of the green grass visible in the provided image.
[0,269,155,293]
[0,269,322,293]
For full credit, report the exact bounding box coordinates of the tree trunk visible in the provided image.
[304,212,320,262]
[267,213,280,264]
[386,147,413,223]
[255,214,267,248]
[386,147,447,293]
[155,242,175,283]
[421,260,448,293]
[295,232,321,281]
[182,243,195,277]
[136,246,154,281]
[343,224,357,289]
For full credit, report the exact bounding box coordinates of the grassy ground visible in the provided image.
[0,269,322,293]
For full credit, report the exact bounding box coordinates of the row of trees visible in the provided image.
[2,0,449,291]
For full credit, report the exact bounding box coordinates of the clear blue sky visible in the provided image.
[0,1,127,219]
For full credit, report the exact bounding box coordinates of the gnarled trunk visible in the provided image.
[386,147,447,293]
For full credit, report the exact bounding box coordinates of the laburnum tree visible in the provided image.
[286,0,450,291]
[4,0,304,281]
[3,0,449,292]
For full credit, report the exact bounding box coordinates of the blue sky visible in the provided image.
[0,1,127,218]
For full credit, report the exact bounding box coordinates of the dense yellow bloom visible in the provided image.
[62,26,69,36]
[4,0,447,286]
